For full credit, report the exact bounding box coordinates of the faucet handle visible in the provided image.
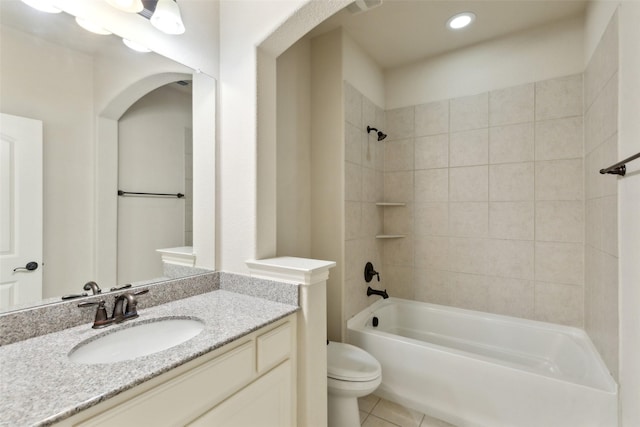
[78,300,113,329]
[83,281,102,295]
[109,283,132,292]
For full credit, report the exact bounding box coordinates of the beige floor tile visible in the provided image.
[363,414,402,427]
[361,410,370,425]
[420,413,458,427]
[371,398,424,427]
[359,394,381,413]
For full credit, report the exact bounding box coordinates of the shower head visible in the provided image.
[367,126,387,141]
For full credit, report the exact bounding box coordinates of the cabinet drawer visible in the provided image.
[78,341,254,427]
[257,321,292,373]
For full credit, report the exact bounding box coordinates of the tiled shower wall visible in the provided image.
[584,12,619,377]
[381,74,585,326]
[344,82,385,321]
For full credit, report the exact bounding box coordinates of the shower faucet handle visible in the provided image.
[364,262,380,282]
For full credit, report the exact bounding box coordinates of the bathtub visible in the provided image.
[347,298,618,427]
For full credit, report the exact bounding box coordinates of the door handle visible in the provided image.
[13,261,38,272]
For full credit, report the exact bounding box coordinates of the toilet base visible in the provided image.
[328,393,361,427]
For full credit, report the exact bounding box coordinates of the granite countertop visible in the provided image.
[0,290,298,427]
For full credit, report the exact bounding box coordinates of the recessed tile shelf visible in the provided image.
[376,202,407,238]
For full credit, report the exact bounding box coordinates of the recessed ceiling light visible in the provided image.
[447,12,476,30]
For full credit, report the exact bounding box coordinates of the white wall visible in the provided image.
[343,32,386,109]
[117,84,192,284]
[0,26,94,298]
[219,0,349,273]
[276,38,312,258]
[616,2,640,425]
[385,15,584,109]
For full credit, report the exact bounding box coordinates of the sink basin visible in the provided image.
[68,317,204,364]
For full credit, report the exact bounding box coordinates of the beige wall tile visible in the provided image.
[489,83,534,126]
[415,169,448,202]
[535,241,584,285]
[489,123,534,164]
[450,128,489,167]
[449,202,488,238]
[449,165,488,201]
[585,197,603,250]
[415,134,448,170]
[535,74,583,121]
[486,239,534,280]
[383,202,413,235]
[362,167,380,202]
[344,81,362,128]
[415,99,449,136]
[489,162,534,201]
[414,236,449,270]
[384,171,414,202]
[382,265,414,300]
[489,201,534,240]
[345,122,363,165]
[602,194,618,257]
[386,107,414,140]
[450,92,488,132]
[448,237,490,275]
[345,201,361,241]
[414,268,450,305]
[383,236,414,266]
[585,73,618,155]
[488,277,535,318]
[447,271,490,312]
[535,159,583,201]
[362,202,383,237]
[414,202,449,236]
[345,161,362,201]
[362,136,382,171]
[535,117,583,161]
[535,201,584,243]
[384,138,414,172]
[534,282,584,327]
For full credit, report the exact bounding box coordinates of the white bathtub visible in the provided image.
[347,298,618,427]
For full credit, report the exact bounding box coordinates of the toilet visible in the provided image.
[327,341,382,427]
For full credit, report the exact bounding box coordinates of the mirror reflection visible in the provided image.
[0,0,207,312]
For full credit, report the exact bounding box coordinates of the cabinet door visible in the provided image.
[188,361,293,427]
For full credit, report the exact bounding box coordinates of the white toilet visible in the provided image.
[327,341,382,427]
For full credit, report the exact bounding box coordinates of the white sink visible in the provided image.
[68,317,204,364]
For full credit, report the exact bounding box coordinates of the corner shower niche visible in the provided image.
[375,202,406,239]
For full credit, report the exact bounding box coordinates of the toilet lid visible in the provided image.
[327,341,381,382]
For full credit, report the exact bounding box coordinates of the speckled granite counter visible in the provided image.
[0,290,298,427]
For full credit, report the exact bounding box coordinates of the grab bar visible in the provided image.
[118,190,184,198]
[600,151,640,176]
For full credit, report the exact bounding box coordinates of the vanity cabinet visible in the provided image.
[59,315,296,427]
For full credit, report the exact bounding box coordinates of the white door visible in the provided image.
[0,113,43,309]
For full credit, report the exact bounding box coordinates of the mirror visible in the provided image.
[0,1,212,312]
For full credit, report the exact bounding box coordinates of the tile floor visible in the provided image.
[358,394,458,427]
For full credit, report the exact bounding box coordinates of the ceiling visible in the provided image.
[309,0,588,70]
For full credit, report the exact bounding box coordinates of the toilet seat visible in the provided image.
[327,341,381,382]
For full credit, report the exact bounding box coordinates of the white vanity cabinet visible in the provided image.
[59,315,296,427]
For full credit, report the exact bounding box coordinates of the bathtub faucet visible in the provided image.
[367,286,389,299]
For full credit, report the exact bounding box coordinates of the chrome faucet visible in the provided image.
[112,289,149,323]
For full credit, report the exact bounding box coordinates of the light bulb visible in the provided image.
[447,12,476,30]
[151,0,185,35]
[105,0,144,13]
[20,0,61,13]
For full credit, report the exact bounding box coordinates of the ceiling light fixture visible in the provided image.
[19,0,61,13]
[105,0,144,13]
[447,12,476,30]
[75,17,112,35]
[151,0,185,35]
[122,38,152,52]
